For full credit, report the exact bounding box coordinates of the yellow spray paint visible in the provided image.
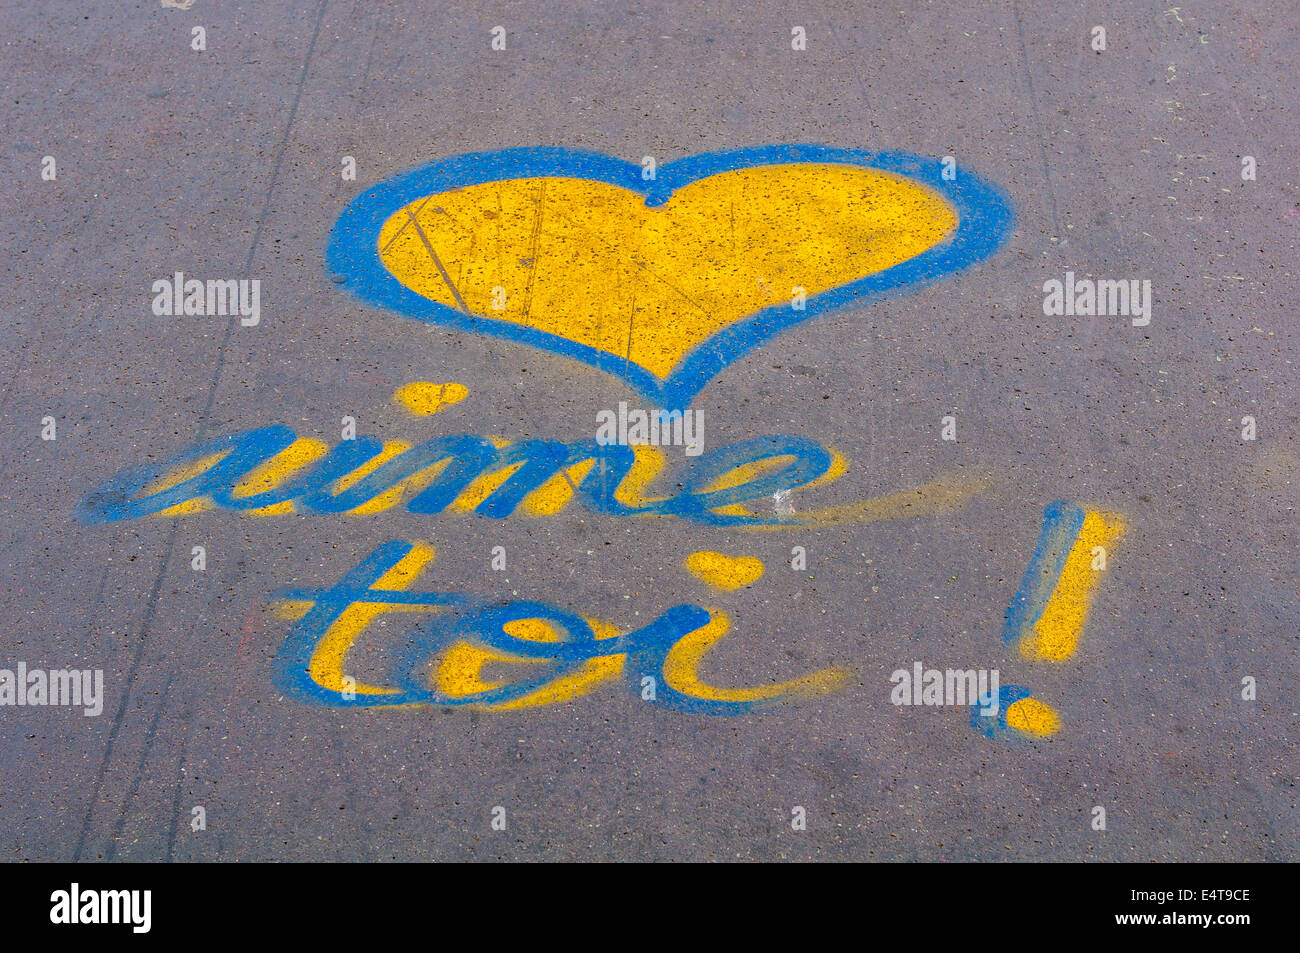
[519,459,598,516]
[393,381,469,416]
[661,611,852,704]
[306,542,438,700]
[684,551,765,591]
[613,444,672,509]
[1005,697,1062,736]
[231,438,328,516]
[335,439,413,514]
[436,618,625,711]
[274,600,313,621]
[701,455,802,518]
[765,469,993,529]
[446,437,522,512]
[150,451,226,516]
[1022,510,1125,662]
[376,165,957,379]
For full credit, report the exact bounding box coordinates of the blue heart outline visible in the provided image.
[326,145,1014,409]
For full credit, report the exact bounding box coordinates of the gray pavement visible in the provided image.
[0,0,1296,861]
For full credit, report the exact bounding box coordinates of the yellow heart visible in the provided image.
[376,164,956,381]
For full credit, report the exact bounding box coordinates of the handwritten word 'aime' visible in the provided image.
[78,425,839,527]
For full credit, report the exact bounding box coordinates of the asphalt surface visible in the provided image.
[0,0,1296,861]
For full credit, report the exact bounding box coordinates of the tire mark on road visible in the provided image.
[74,0,333,862]
[104,668,178,861]
[1011,0,1064,244]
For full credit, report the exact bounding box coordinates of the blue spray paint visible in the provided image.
[1001,501,1086,645]
[272,541,824,714]
[76,427,834,527]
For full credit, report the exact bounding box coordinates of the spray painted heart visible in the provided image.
[327,145,1012,408]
